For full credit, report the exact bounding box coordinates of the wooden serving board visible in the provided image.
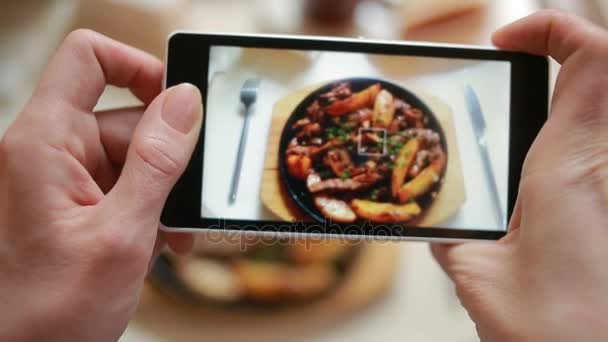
[261,83,466,226]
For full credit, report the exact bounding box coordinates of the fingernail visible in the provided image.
[161,83,202,134]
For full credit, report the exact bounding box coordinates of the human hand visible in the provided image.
[0,30,201,341]
[432,10,608,341]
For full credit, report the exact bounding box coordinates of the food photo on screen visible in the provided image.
[201,46,510,232]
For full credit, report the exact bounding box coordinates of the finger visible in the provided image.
[34,29,163,111]
[106,83,202,232]
[146,231,193,274]
[166,232,194,255]
[431,243,457,278]
[147,231,167,274]
[92,106,143,194]
[431,242,501,283]
[507,193,523,232]
[96,106,144,166]
[492,10,604,64]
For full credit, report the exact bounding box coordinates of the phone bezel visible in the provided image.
[161,32,549,241]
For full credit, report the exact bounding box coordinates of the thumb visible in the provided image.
[430,242,506,285]
[431,243,467,283]
[107,83,202,224]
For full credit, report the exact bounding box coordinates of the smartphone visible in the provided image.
[161,32,548,242]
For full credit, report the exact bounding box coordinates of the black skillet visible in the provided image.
[278,77,448,224]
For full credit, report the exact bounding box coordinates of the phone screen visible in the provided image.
[200,45,510,233]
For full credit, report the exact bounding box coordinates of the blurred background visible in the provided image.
[0,1,606,341]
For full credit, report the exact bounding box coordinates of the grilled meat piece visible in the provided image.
[323,148,353,177]
[319,82,352,106]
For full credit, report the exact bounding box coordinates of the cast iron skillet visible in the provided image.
[278,77,448,224]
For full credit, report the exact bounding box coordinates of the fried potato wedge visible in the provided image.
[372,89,396,127]
[286,154,312,180]
[391,138,421,197]
[315,196,357,223]
[326,83,381,116]
[351,199,422,223]
[397,151,446,203]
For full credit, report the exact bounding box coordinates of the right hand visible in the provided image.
[432,10,608,341]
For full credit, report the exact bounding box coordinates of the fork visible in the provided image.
[229,78,261,204]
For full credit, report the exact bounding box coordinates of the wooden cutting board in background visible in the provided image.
[261,83,466,226]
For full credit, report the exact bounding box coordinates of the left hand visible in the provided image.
[0,29,200,341]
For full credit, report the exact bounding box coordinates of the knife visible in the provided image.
[464,84,505,229]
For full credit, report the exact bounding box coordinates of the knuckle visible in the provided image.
[135,136,183,179]
[99,231,129,257]
[63,28,97,47]
[57,30,96,76]
[539,9,595,48]
[539,9,580,28]
[95,226,149,262]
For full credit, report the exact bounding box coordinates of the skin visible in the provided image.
[432,10,608,341]
[0,29,200,341]
[0,9,606,342]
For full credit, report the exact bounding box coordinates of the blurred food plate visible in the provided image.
[149,235,398,305]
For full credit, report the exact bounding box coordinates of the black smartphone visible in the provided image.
[161,32,548,242]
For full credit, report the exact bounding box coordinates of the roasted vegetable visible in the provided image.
[373,89,396,127]
[351,199,422,223]
[287,154,312,180]
[391,138,421,197]
[325,84,381,116]
[397,151,446,203]
[314,196,357,223]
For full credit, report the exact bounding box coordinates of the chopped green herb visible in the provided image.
[340,170,352,180]
[369,188,380,201]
